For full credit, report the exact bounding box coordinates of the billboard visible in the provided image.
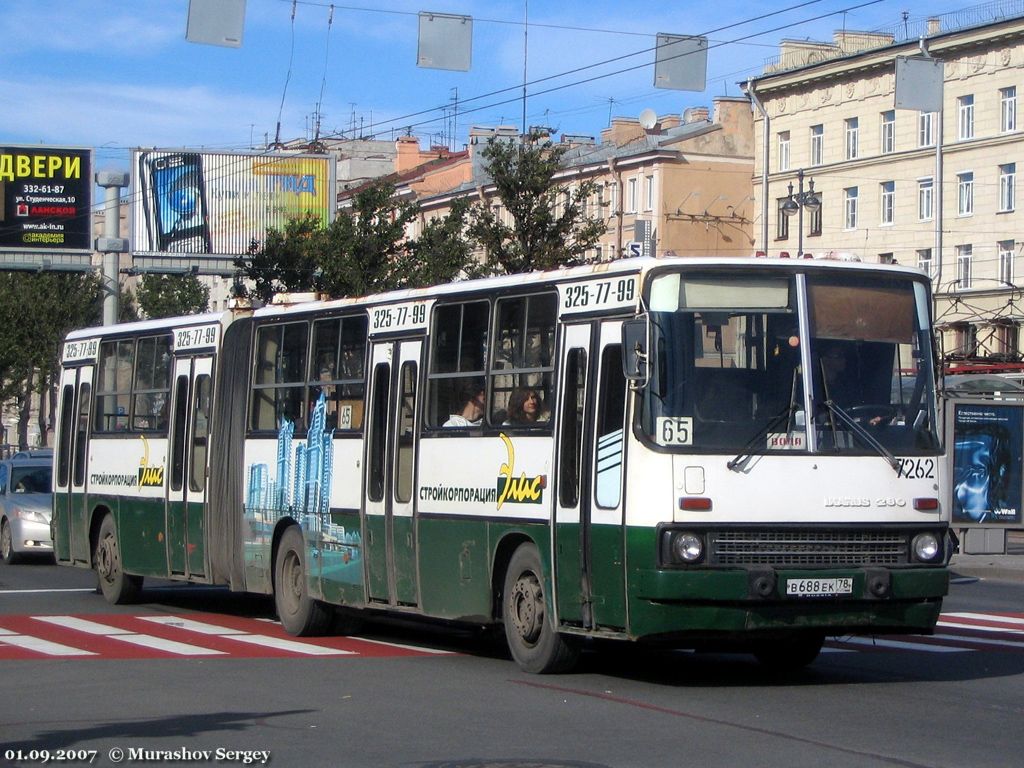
[950,402,1024,525]
[0,145,93,255]
[131,149,334,274]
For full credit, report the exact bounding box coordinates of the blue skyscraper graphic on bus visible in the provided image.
[244,393,359,560]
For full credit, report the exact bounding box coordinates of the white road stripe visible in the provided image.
[833,636,973,653]
[0,628,95,656]
[937,620,1024,636]
[138,616,355,656]
[35,616,224,656]
[350,636,455,655]
[943,612,1024,627]
[933,632,1024,650]
[0,589,97,595]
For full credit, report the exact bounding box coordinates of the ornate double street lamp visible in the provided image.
[781,168,820,257]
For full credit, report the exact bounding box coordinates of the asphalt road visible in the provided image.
[2,559,1023,768]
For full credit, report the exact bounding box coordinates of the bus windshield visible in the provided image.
[639,269,940,456]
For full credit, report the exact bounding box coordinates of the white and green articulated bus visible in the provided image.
[53,256,951,673]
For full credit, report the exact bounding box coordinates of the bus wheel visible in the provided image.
[94,515,142,604]
[753,632,824,670]
[274,526,331,636]
[1,518,21,564]
[502,543,579,674]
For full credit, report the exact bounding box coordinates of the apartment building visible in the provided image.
[408,96,755,263]
[744,6,1024,365]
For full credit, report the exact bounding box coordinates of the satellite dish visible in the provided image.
[639,108,658,130]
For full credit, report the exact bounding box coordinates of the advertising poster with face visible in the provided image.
[952,403,1023,524]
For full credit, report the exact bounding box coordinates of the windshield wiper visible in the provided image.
[727,406,797,472]
[819,399,901,473]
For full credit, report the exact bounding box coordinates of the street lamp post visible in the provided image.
[781,168,820,257]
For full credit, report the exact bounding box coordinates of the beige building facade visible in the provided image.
[744,9,1024,366]
[409,96,755,263]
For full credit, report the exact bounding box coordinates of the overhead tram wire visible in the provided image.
[340,0,886,145]
[312,0,837,143]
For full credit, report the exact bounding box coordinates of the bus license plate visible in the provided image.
[785,577,854,597]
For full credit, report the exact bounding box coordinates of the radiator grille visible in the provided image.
[709,529,909,567]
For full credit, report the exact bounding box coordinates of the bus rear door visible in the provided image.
[166,355,213,578]
[363,339,422,607]
[555,320,628,631]
[54,364,93,565]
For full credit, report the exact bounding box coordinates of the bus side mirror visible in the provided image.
[622,317,649,388]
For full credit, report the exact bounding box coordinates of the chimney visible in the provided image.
[395,135,421,173]
[927,18,941,35]
[683,106,710,124]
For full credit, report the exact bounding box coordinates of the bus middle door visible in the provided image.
[555,320,628,631]
[363,339,421,607]
[54,364,94,564]
[166,355,213,578]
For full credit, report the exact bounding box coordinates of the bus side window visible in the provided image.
[559,348,587,508]
[595,343,625,509]
[490,293,556,427]
[307,315,367,431]
[251,322,309,432]
[427,301,489,428]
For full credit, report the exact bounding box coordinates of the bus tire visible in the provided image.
[502,543,579,674]
[94,515,142,604]
[753,632,824,670]
[274,526,331,636]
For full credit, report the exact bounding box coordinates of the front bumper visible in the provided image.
[8,517,54,554]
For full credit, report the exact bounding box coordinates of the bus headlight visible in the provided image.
[671,532,705,564]
[912,532,941,563]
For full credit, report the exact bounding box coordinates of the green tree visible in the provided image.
[0,271,102,448]
[318,179,418,297]
[239,179,481,301]
[468,133,606,274]
[136,273,210,319]
[237,213,326,304]
[400,198,486,287]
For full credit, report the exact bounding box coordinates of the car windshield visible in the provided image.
[10,466,52,494]
[637,268,940,456]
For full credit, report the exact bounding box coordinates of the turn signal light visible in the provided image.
[679,497,712,511]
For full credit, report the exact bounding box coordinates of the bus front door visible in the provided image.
[54,364,93,565]
[555,321,627,631]
[166,356,213,578]
[363,340,421,607]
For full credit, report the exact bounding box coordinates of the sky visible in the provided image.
[0,0,986,171]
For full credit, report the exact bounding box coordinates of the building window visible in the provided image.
[627,177,638,213]
[644,175,654,211]
[1002,86,1017,133]
[776,198,790,239]
[918,111,935,147]
[999,240,1016,285]
[778,131,791,171]
[844,187,858,229]
[1000,163,1016,212]
[809,193,822,236]
[957,244,973,289]
[918,178,933,221]
[952,323,977,358]
[958,95,974,140]
[810,124,823,166]
[880,181,895,225]
[880,110,895,154]
[992,321,1018,358]
[845,117,859,159]
[958,172,974,215]
[879,253,896,265]
[917,248,933,278]
[609,182,618,214]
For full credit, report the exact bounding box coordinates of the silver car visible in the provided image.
[0,458,53,563]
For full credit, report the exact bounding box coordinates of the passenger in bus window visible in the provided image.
[444,381,485,427]
[506,387,548,424]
